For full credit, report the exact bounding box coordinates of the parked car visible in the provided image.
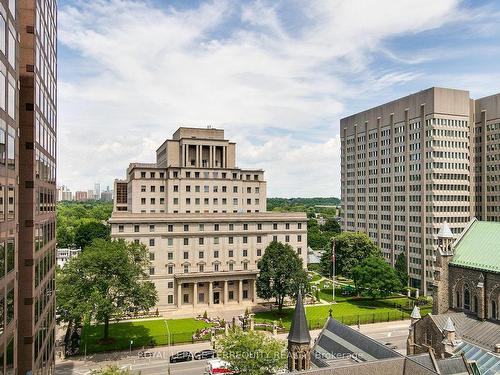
[204,359,233,374]
[170,351,193,363]
[195,349,217,360]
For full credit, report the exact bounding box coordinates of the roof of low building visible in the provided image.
[427,313,500,352]
[311,317,401,368]
[450,220,500,273]
[453,341,500,375]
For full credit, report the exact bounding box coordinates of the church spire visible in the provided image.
[288,291,312,371]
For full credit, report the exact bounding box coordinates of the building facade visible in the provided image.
[341,87,500,294]
[18,0,57,373]
[0,0,57,373]
[110,127,307,311]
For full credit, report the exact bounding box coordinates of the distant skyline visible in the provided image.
[58,0,500,197]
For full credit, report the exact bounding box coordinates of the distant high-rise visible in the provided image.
[94,182,100,200]
[341,87,500,295]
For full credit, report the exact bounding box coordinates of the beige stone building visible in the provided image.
[110,127,307,311]
[341,87,500,294]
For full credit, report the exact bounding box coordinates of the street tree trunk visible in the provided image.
[104,316,110,340]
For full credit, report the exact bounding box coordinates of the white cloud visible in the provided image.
[58,0,464,197]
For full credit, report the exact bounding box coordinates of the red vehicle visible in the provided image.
[204,359,233,374]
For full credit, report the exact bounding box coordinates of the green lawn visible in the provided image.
[255,297,419,329]
[81,318,213,353]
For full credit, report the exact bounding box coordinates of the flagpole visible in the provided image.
[332,239,335,303]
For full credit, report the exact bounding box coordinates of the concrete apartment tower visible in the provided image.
[341,87,500,295]
[110,127,307,312]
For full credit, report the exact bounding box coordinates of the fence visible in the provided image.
[77,304,426,356]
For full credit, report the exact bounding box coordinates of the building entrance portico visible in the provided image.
[174,271,258,309]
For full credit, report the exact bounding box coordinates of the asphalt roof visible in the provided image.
[450,220,500,273]
[428,313,500,352]
[311,317,401,367]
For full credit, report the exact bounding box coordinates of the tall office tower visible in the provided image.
[18,0,57,373]
[0,1,20,372]
[341,88,474,294]
[473,93,500,221]
[110,127,307,311]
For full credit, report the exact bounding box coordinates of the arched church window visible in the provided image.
[464,289,470,310]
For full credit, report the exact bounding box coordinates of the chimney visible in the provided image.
[495,344,500,354]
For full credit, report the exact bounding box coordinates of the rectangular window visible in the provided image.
[183,251,189,259]
[257,223,262,230]
[168,265,173,274]
[167,295,174,304]
[243,224,248,230]
[149,224,155,232]
[0,15,5,54]
[7,126,14,169]
[183,238,189,245]
[167,238,173,246]
[199,238,204,245]
[134,225,139,232]
[229,237,234,244]
[168,224,174,232]
[214,250,219,258]
[167,252,173,260]
[149,238,155,246]
[0,72,5,111]
[8,31,15,68]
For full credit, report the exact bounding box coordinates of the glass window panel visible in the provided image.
[7,126,14,169]
[7,30,14,68]
[6,240,13,273]
[7,81,14,119]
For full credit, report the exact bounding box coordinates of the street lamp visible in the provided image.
[164,320,171,375]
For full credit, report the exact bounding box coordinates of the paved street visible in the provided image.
[56,320,411,374]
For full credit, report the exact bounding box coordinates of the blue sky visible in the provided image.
[57,0,500,197]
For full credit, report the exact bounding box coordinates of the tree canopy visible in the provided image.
[256,241,308,313]
[395,251,409,288]
[216,329,286,375]
[57,239,158,340]
[56,201,112,248]
[320,232,381,278]
[74,219,110,250]
[352,256,402,298]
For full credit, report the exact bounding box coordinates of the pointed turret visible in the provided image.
[288,291,311,344]
[438,221,454,239]
[410,306,421,322]
[287,291,311,371]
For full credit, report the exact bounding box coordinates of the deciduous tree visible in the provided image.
[352,256,402,298]
[216,329,286,375]
[57,239,158,341]
[257,241,308,313]
[321,232,381,278]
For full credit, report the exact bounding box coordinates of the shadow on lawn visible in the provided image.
[81,322,156,357]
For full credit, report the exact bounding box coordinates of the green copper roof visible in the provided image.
[451,220,500,273]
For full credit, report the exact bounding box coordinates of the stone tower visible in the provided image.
[432,221,455,314]
[288,291,311,371]
[407,306,421,355]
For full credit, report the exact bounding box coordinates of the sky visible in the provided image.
[57,0,500,198]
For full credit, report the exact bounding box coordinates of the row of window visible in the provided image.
[125,222,303,233]
[138,170,262,181]
[143,234,303,247]
[143,184,261,194]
